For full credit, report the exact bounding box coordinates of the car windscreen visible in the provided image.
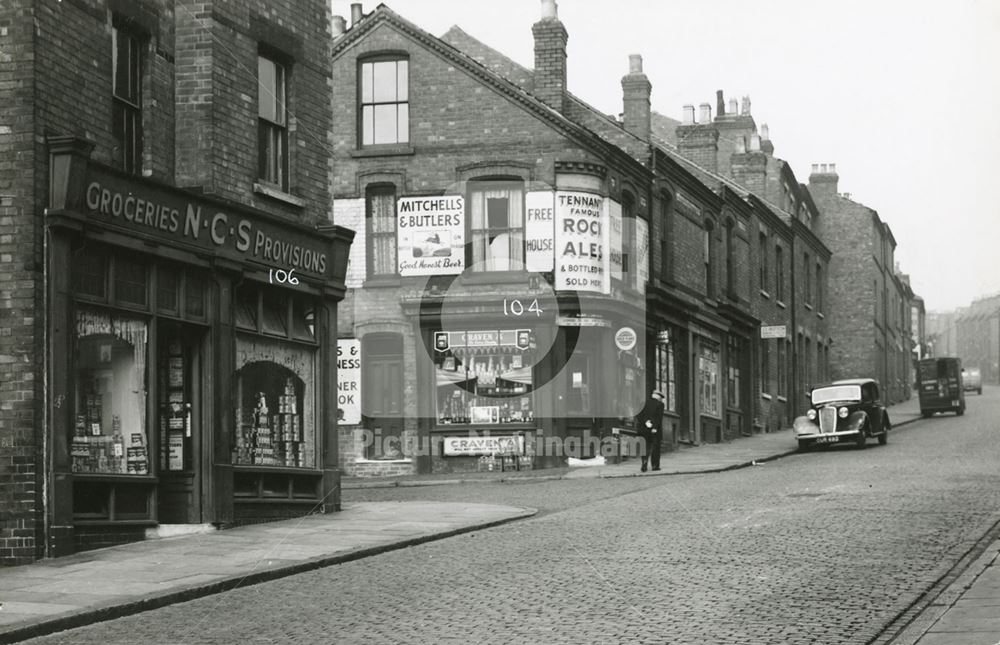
[812,385,861,404]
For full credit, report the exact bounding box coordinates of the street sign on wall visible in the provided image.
[760,325,787,339]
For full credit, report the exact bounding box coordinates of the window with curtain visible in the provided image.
[468,181,524,272]
[366,185,397,276]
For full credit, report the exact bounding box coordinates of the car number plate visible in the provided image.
[816,436,839,444]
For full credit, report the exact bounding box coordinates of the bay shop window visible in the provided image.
[434,329,537,425]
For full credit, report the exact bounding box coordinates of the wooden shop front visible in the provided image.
[44,137,353,555]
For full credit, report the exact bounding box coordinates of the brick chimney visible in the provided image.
[621,54,651,141]
[676,102,719,172]
[532,0,568,113]
[759,123,774,155]
[808,162,839,201]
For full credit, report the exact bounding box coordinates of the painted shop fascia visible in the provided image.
[44,137,353,557]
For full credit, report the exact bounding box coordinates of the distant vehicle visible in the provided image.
[918,357,965,417]
[962,367,983,395]
[794,379,890,451]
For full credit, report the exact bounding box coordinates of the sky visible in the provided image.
[333,0,1000,312]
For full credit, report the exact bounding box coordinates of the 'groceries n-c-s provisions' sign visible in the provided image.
[397,196,464,276]
[554,191,606,293]
[80,167,333,280]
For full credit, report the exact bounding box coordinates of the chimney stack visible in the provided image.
[682,104,695,124]
[350,3,363,26]
[740,95,751,116]
[728,98,738,115]
[716,90,725,117]
[532,0,568,113]
[698,103,712,123]
[759,123,773,155]
[808,161,840,201]
[749,133,761,151]
[332,15,347,37]
[621,54,651,141]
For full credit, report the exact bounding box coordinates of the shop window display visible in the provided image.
[434,329,535,425]
[235,337,316,468]
[72,310,149,475]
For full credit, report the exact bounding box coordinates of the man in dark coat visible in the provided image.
[635,390,665,472]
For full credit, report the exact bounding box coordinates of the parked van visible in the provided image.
[918,357,965,417]
[962,367,983,395]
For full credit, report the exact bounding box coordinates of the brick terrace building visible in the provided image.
[0,0,352,565]
[809,165,913,403]
[955,295,1000,384]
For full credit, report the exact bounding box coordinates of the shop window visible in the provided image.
[114,256,147,307]
[468,180,524,272]
[655,330,677,413]
[359,57,409,146]
[234,282,317,345]
[291,298,316,341]
[71,310,149,476]
[261,289,288,336]
[235,283,259,330]
[366,184,398,276]
[258,54,288,190]
[112,16,144,176]
[185,272,207,319]
[234,338,316,469]
[73,248,108,300]
[434,329,536,424]
[157,270,179,313]
[699,342,720,417]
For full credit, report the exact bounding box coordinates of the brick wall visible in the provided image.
[1,0,41,566]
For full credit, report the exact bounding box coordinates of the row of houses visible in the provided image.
[0,0,918,565]
[926,296,1000,384]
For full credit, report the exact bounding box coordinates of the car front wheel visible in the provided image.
[855,428,867,449]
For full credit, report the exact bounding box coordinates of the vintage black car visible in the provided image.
[794,379,890,451]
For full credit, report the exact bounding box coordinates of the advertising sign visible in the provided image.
[760,325,787,339]
[554,191,605,293]
[443,435,524,456]
[607,199,623,281]
[615,327,638,351]
[397,196,465,276]
[635,217,649,293]
[337,338,362,424]
[525,191,555,272]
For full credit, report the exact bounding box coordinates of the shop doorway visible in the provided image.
[564,351,599,458]
[156,325,207,524]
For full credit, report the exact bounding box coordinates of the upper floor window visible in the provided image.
[366,185,397,277]
[803,252,812,304]
[468,180,523,272]
[621,192,636,285]
[725,221,735,295]
[360,58,409,146]
[758,231,769,293]
[703,222,716,299]
[112,17,144,175]
[816,263,823,312]
[258,54,288,190]
[775,244,785,302]
[659,195,672,282]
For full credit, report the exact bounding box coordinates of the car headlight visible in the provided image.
[838,407,849,418]
[807,409,817,420]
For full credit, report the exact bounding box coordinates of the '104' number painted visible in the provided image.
[503,298,542,317]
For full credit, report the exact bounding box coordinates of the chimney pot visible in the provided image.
[741,95,751,116]
[332,15,347,36]
[541,0,558,19]
[350,3,363,26]
[728,98,738,115]
[749,133,761,151]
[811,164,819,174]
[760,123,770,140]
[830,163,837,173]
[628,54,643,74]
[682,105,695,124]
[699,103,711,123]
[821,163,828,173]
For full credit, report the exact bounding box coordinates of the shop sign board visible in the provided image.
[443,434,524,456]
[396,196,465,276]
[554,191,606,294]
[556,315,611,328]
[337,338,362,425]
[607,199,623,281]
[635,217,649,293]
[760,325,787,339]
[78,166,335,281]
[525,191,555,272]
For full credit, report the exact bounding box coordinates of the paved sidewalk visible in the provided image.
[0,501,535,644]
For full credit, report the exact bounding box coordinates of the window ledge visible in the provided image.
[350,146,415,158]
[760,392,773,400]
[776,300,787,309]
[777,395,788,402]
[355,458,413,464]
[460,271,530,286]
[817,312,825,319]
[363,275,402,288]
[804,303,814,311]
[759,289,771,299]
[254,182,305,208]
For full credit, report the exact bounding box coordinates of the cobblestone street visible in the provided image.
[21,391,1000,644]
